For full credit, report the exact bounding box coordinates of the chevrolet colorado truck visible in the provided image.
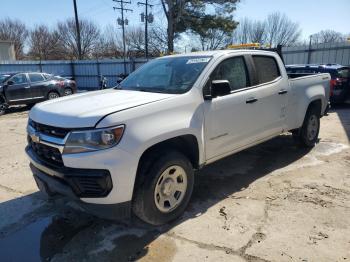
[26,50,330,225]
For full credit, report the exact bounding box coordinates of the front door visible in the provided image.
[204,55,259,160]
[5,73,32,103]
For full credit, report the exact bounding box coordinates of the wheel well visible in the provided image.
[308,99,322,116]
[138,135,200,171]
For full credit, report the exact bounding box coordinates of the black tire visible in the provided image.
[64,88,73,96]
[48,91,60,100]
[0,99,6,116]
[132,150,194,226]
[293,106,320,147]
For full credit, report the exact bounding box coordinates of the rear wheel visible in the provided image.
[48,91,60,100]
[293,106,320,147]
[64,88,73,96]
[132,150,194,225]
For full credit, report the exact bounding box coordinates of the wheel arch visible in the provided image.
[137,134,200,173]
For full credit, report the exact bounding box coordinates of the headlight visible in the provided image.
[63,125,125,154]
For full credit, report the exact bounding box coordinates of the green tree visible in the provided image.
[160,0,239,53]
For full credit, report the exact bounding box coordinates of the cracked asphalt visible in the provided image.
[0,105,349,262]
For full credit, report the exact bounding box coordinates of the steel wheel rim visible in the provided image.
[64,89,72,96]
[48,93,59,100]
[307,114,318,140]
[154,165,188,213]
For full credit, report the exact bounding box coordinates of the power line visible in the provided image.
[73,0,82,60]
[113,0,133,75]
[137,0,153,58]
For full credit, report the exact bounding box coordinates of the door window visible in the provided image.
[10,74,28,84]
[29,73,45,83]
[211,56,250,91]
[253,56,281,84]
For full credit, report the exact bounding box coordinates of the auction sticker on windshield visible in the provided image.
[186,58,211,64]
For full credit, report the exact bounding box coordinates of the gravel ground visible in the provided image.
[0,105,349,262]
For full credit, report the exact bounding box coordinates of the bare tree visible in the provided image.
[265,12,301,47]
[56,18,100,59]
[28,25,62,60]
[312,30,346,44]
[94,25,122,59]
[248,20,266,44]
[232,18,266,45]
[0,18,28,59]
[232,18,251,44]
[198,28,232,50]
[126,27,145,56]
[149,25,168,55]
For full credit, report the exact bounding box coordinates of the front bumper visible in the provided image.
[26,146,131,219]
[26,146,113,198]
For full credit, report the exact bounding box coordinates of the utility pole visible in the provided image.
[138,0,153,58]
[113,0,132,76]
[73,0,82,60]
[307,34,313,64]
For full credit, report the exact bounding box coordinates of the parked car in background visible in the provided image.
[286,64,350,104]
[0,72,76,115]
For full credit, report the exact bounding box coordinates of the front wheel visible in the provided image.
[48,91,60,100]
[132,151,194,225]
[293,106,320,147]
[0,101,6,116]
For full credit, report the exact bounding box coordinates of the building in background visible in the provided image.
[0,41,16,61]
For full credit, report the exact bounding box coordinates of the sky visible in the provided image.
[1,0,350,41]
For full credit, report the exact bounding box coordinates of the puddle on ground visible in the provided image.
[0,212,94,262]
[0,217,51,262]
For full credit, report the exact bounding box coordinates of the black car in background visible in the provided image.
[286,64,350,104]
[0,72,76,115]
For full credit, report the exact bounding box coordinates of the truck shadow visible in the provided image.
[0,134,313,261]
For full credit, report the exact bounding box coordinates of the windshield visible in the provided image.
[0,74,11,83]
[118,56,212,94]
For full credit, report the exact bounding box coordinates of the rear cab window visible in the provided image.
[29,73,45,83]
[43,73,53,80]
[253,56,281,84]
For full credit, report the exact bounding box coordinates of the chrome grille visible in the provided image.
[29,120,71,139]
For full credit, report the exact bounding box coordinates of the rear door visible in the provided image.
[28,73,49,98]
[251,55,289,134]
[4,73,32,103]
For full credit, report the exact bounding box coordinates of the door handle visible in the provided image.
[246,98,258,104]
[278,89,288,95]
[24,86,31,89]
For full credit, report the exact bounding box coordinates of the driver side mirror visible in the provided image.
[6,80,14,86]
[205,80,231,100]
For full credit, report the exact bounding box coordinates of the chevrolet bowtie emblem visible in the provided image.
[30,132,41,143]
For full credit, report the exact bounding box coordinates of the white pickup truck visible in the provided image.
[26,50,330,225]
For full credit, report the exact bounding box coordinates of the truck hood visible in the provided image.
[29,89,175,128]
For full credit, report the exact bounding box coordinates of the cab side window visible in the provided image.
[10,74,28,84]
[253,56,281,84]
[29,73,45,83]
[211,56,250,91]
